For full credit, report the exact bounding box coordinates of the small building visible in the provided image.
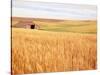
[13,20,40,29]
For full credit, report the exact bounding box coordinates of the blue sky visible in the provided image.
[12,0,97,20]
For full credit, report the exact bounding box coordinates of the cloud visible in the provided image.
[12,0,97,20]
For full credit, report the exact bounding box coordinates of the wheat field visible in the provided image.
[12,28,96,74]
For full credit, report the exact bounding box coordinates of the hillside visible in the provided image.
[12,17,97,34]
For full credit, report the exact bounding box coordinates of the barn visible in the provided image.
[13,20,40,29]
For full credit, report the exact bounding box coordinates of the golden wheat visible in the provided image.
[12,28,96,74]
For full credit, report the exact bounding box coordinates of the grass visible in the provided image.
[33,20,96,33]
[12,28,97,74]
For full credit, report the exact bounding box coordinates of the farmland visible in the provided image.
[12,17,97,74]
[12,17,96,33]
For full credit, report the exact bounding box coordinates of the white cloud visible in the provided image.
[12,0,97,20]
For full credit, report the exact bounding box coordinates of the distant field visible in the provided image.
[34,20,96,33]
[12,17,97,33]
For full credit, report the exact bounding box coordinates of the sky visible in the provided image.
[12,0,97,20]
